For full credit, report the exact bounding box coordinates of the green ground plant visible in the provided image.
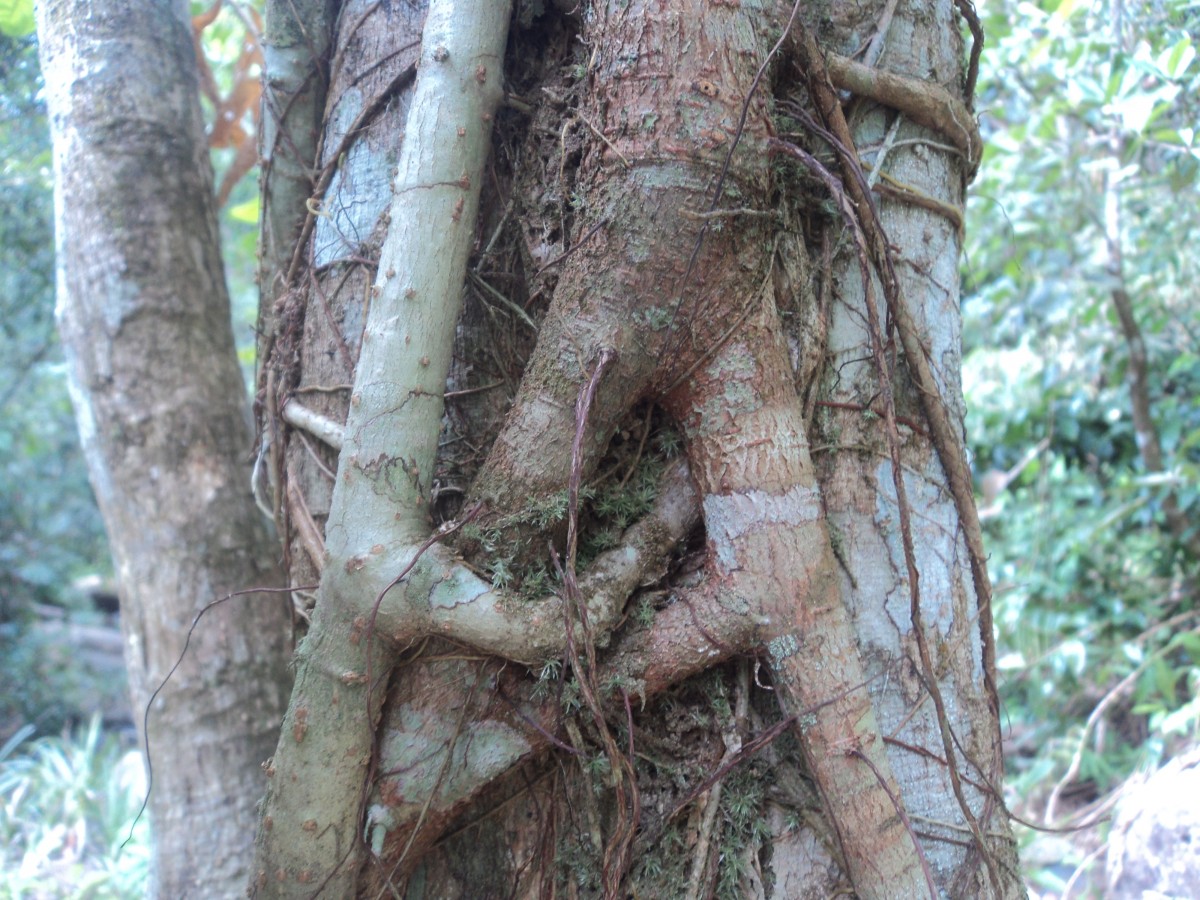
[0,718,149,899]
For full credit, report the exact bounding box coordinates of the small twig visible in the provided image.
[617,404,654,490]
[314,254,378,276]
[443,380,504,399]
[867,113,904,189]
[287,473,327,571]
[293,428,337,481]
[862,0,902,68]
[1060,841,1107,900]
[575,111,630,168]
[684,664,748,900]
[477,197,514,262]
[282,398,346,449]
[493,683,581,755]
[469,271,538,331]
[265,368,285,539]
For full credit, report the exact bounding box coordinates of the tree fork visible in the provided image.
[252,1,513,893]
[251,0,1024,895]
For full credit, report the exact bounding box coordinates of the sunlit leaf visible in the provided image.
[0,0,34,37]
[1161,37,1195,80]
[227,197,260,224]
[1112,85,1180,135]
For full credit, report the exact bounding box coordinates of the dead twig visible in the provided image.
[533,218,607,278]
[287,470,327,571]
[684,663,749,900]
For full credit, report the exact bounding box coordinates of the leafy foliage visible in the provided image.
[0,0,33,39]
[0,34,109,628]
[963,0,1200,868]
[0,718,149,898]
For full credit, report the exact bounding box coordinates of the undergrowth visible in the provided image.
[0,717,148,899]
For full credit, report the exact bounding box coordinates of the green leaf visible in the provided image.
[16,559,56,586]
[1153,657,1179,704]
[0,0,33,37]
[227,197,260,224]
[1162,37,1195,80]
[1048,0,1087,24]
[1171,632,1200,660]
[1150,127,1190,147]
[1112,85,1179,135]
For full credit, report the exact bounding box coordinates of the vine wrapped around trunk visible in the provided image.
[248,0,1022,896]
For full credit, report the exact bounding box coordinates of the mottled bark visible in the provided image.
[36,0,294,895]
[814,0,1020,892]
[250,0,1023,895]
[256,0,336,374]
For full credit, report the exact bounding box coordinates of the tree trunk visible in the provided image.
[36,1,294,895]
[248,0,1024,894]
[44,0,1024,894]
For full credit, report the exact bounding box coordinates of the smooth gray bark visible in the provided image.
[37,1,293,894]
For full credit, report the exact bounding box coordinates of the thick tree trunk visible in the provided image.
[36,1,294,895]
[813,1,1018,894]
[240,0,1023,896]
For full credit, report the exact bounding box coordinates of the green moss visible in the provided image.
[715,766,772,899]
[555,831,601,895]
[629,823,689,896]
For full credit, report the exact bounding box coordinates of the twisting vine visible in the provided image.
[774,15,1008,895]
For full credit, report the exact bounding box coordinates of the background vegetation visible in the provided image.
[965,0,1200,891]
[0,0,1196,895]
